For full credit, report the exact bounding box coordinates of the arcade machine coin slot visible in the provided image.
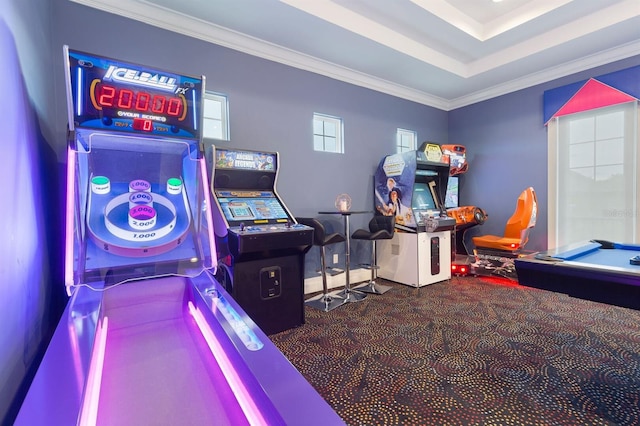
[430,236,441,275]
[260,266,282,299]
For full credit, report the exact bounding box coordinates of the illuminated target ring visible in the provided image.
[85,175,193,257]
[103,192,177,242]
[128,205,157,230]
[128,191,153,208]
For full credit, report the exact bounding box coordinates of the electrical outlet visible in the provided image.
[333,253,339,264]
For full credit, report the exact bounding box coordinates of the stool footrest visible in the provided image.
[358,263,380,271]
[313,267,344,276]
[353,280,392,295]
[325,267,345,276]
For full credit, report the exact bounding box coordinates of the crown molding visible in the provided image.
[449,40,640,110]
[69,0,640,111]
[410,0,573,41]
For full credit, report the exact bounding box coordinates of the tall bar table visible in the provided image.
[318,210,370,302]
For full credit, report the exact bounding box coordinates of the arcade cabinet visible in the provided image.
[441,144,488,275]
[375,142,456,287]
[16,47,342,426]
[208,146,313,335]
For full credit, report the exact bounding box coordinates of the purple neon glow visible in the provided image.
[67,318,86,395]
[199,157,217,269]
[187,302,268,426]
[64,148,76,294]
[76,67,83,117]
[192,89,197,130]
[78,316,109,426]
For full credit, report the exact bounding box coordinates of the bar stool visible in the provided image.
[351,215,395,295]
[297,217,346,312]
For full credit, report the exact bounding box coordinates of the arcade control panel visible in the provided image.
[235,222,309,233]
[228,222,313,255]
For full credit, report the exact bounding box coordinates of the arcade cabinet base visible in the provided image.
[471,248,531,280]
[219,254,305,335]
[451,254,472,276]
[377,231,452,287]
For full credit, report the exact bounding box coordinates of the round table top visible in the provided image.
[318,210,371,215]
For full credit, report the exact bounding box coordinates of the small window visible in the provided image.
[313,113,344,153]
[397,128,417,153]
[203,92,229,140]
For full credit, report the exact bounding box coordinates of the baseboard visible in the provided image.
[304,268,370,295]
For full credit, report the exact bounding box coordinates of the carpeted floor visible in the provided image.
[269,276,640,426]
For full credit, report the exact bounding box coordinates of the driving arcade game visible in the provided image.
[441,145,488,276]
[374,142,456,287]
[15,47,342,426]
[470,186,538,280]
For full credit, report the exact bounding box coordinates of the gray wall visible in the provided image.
[3,0,640,422]
[1,0,61,423]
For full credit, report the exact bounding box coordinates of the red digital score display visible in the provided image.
[94,83,185,118]
[133,118,154,132]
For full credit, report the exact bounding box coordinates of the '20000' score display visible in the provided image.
[91,82,187,120]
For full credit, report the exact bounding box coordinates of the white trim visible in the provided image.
[304,268,370,295]
[410,0,573,42]
[547,118,558,249]
[450,41,640,109]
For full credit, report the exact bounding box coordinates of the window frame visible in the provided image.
[396,128,417,153]
[202,91,230,141]
[313,113,344,154]
[548,101,639,248]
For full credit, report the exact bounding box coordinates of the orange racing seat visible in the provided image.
[472,187,537,252]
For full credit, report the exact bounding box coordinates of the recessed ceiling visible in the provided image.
[72,0,640,110]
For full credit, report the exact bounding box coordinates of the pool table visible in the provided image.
[515,240,640,310]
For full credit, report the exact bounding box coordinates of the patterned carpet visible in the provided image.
[269,276,640,426]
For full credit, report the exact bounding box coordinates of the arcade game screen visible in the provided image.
[412,182,438,212]
[216,190,289,226]
[445,176,459,209]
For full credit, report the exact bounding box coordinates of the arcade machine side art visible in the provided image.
[441,144,488,276]
[375,142,456,287]
[207,145,313,335]
[15,47,343,426]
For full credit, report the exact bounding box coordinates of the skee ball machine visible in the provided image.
[15,47,343,426]
[375,142,456,287]
[208,146,313,335]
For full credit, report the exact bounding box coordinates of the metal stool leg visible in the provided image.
[306,246,346,312]
[354,240,392,295]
